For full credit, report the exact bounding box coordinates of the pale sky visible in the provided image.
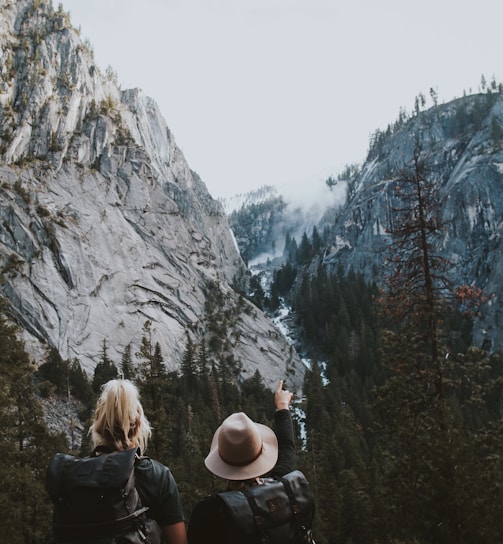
[59,0,503,199]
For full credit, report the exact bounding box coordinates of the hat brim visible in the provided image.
[205,422,278,480]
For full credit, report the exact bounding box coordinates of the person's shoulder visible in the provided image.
[188,494,225,542]
[192,494,223,515]
[135,456,171,478]
[190,494,222,525]
[136,455,163,467]
[193,493,220,508]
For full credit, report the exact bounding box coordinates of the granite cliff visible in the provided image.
[321,92,503,352]
[227,90,503,355]
[0,0,305,388]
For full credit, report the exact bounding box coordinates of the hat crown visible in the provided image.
[204,411,278,480]
[217,413,263,466]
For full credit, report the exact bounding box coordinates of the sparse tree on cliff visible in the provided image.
[375,145,503,541]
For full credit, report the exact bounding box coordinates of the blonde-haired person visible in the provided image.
[187,380,296,543]
[90,379,187,544]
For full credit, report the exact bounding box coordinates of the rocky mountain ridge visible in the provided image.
[228,91,503,354]
[0,0,306,389]
[321,92,503,352]
[225,183,344,266]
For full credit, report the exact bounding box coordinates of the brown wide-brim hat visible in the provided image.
[205,412,278,480]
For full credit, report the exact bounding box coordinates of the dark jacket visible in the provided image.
[92,446,185,527]
[135,456,185,527]
[187,409,296,543]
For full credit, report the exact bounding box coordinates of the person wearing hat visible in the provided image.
[187,380,296,542]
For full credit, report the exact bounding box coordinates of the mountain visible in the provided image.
[320,91,503,352]
[227,90,503,355]
[219,185,279,215]
[0,0,306,389]
[225,183,344,265]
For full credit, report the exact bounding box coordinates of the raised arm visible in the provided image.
[270,380,296,477]
[275,379,293,411]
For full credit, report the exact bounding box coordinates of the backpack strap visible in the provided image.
[218,489,259,543]
[276,471,315,543]
[241,485,271,544]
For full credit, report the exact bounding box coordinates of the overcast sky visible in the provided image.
[59,0,503,199]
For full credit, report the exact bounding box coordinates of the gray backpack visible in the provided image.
[217,470,315,544]
[46,448,162,544]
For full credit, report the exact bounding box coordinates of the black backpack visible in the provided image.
[45,448,162,544]
[217,470,315,544]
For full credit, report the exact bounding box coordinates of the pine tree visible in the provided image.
[297,232,312,264]
[311,226,322,252]
[92,338,118,393]
[241,370,273,423]
[136,324,172,459]
[120,342,136,380]
[0,309,67,543]
[283,232,298,263]
[180,333,197,401]
[374,146,503,541]
[68,357,93,406]
[38,346,69,395]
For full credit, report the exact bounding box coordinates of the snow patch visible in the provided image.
[466,204,478,229]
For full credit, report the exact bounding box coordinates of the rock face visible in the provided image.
[0,0,305,389]
[321,92,503,352]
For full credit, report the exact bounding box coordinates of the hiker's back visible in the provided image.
[189,470,315,544]
[48,379,187,544]
[46,448,162,544]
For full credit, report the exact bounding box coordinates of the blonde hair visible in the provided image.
[90,379,151,453]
